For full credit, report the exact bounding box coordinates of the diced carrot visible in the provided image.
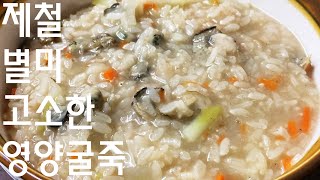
[240,123,247,135]
[65,52,73,59]
[216,172,225,180]
[301,106,311,133]
[118,40,128,49]
[228,76,238,84]
[275,135,286,141]
[287,120,298,138]
[281,155,292,171]
[70,150,78,159]
[11,88,17,95]
[103,68,118,82]
[217,134,225,145]
[158,88,165,102]
[143,2,158,12]
[258,76,281,91]
[202,81,210,88]
[47,155,54,160]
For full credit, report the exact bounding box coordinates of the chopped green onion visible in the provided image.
[183,105,222,142]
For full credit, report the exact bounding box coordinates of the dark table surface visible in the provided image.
[304,165,320,180]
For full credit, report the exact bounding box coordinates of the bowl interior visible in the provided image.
[251,0,320,152]
[0,0,320,179]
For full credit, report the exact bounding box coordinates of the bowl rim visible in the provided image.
[278,0,320,179]
[0,0,319,179]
